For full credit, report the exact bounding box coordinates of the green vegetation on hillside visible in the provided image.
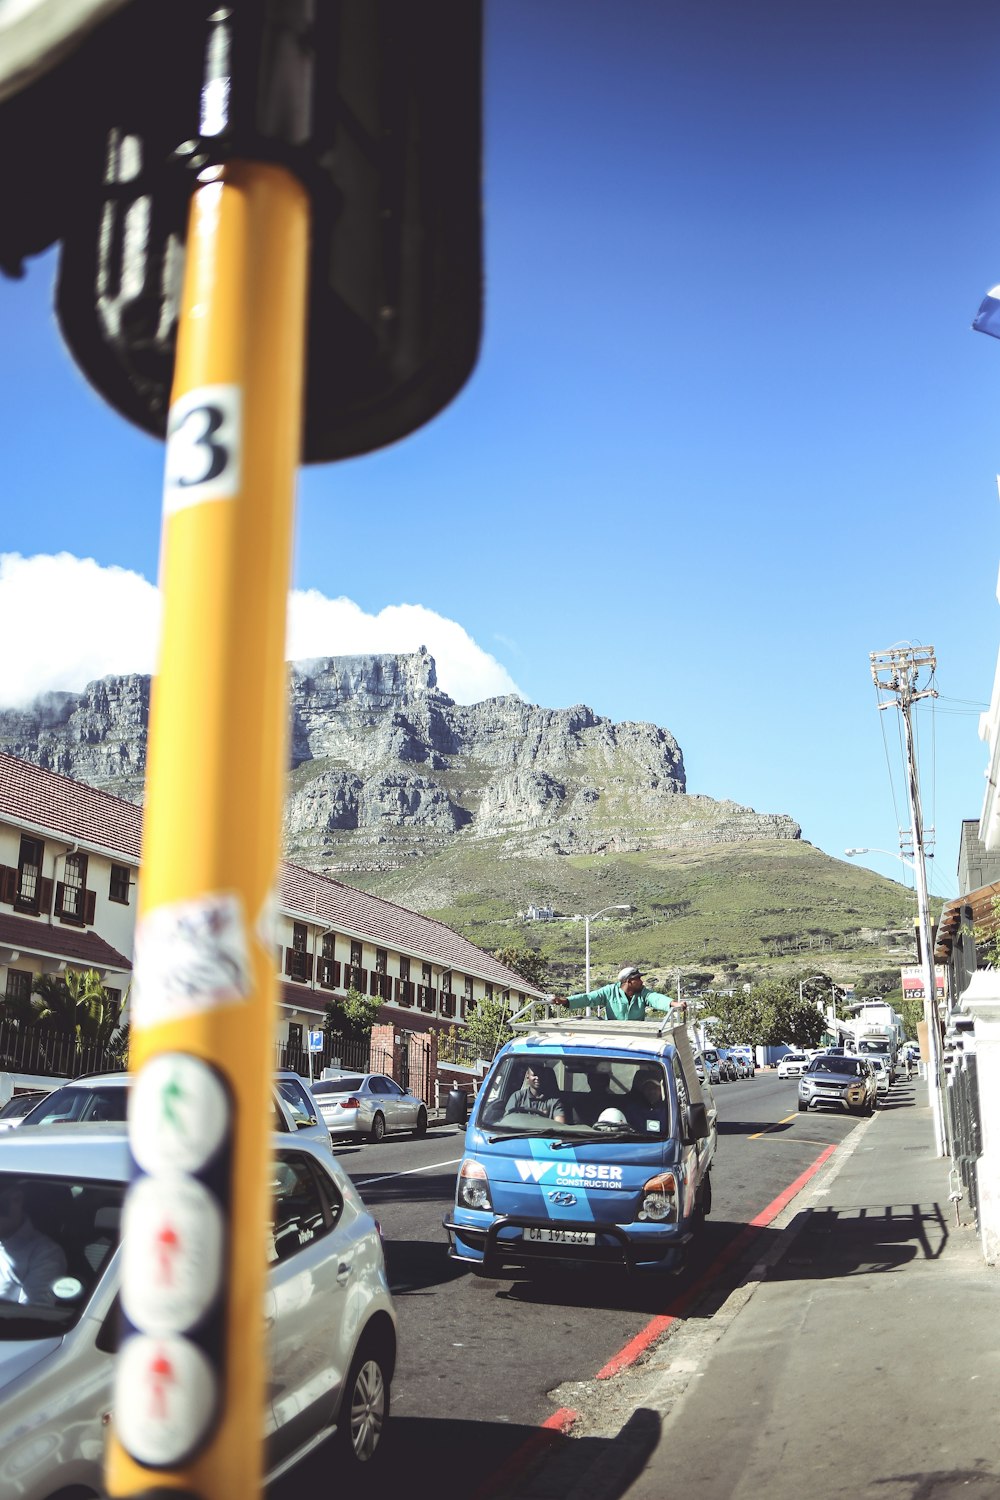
[343,838,928,993]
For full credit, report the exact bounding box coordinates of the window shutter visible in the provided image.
[369,969,379,996]
[38,877,53,914]
[332,959,341,989]
[305,953,314,981]
[84,888,96,925]
[284,947,295,976]
[54,882,65,917]
[0,866,15,904]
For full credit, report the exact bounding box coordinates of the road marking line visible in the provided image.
[353,1156,463,1188]
[595,1143,837,1380]
[749,1112,799,1138]
[469,1408,578,1500]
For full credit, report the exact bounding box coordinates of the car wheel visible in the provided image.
[334,1339,391,1467]
[369,1111,386,1143]
[414,1106,428,1137]
[797,1100,807,1112]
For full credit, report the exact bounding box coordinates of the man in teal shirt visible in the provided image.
[550,966,674,1021]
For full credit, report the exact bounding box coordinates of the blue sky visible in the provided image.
[3,0,1000,901]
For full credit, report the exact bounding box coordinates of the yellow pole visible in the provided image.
[105,158,309,1498]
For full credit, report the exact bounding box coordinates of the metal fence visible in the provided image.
[0,1020,127,1080]
[945,1047,982,1228]
[276,1031,374,1079]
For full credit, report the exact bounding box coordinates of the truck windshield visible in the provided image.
[476,1052,672,1138]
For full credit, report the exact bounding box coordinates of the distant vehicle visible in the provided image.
[868,1056,890,1098]
[697,1051,721,1085]
[0,1090,50,1131]
[312,1072,428,1143]
[0,1126,398,1492]
[777,1052,809,1079]
[701,1047,729,1082]
[798,1054,877,1115]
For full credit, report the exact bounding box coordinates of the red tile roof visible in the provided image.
[0,754,545,997]
[0,754,142,859]
[0,911,131,972]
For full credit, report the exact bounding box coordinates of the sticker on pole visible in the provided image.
[132,892,252,1030]
[163,384,242,512]
[130,1054,231,1175]
[115,1333,217,1467]
[122,1175,224,1335]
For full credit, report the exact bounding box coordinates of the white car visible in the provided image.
[0,1126,398,1495]
[868,1056,890,1097]
[777,1051,809,1078]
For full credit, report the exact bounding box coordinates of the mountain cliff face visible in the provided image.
[0,649,800,868]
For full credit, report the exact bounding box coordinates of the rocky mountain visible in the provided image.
[0,649,800,871]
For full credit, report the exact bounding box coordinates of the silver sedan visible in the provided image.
[312,1073,428,1143]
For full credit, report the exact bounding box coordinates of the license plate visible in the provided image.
[525,1227,596,1246]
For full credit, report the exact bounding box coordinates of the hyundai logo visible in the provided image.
[548,1190,577,1206]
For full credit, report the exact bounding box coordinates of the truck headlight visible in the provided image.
[457,1159,492,1211]
[638,1171,677,1223]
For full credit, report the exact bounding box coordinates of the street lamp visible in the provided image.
[577,904,632,993]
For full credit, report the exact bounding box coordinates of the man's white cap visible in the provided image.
[617,965,642,984]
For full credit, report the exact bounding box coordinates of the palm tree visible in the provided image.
[31,973,81,1035]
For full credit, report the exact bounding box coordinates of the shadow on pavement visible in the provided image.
[767,1198,948,1278]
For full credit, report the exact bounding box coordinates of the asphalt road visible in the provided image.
[270,1070,866,1496]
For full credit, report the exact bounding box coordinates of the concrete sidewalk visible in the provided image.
[520,1078,1000,1500]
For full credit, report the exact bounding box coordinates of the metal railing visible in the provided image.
[0,1019,128,1079]
[944,1041,981,1228]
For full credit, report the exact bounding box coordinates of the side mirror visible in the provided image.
[684,1102,709,1144]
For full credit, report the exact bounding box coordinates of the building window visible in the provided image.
[351,939,363,967]
[4,969,32,1005]
[441,970,451,993]
[292,922,308,952]
[375,948,387,974]
[109,864,131,904]
[422,962,432,985]
[322,932,336,959]
[59,852,88,922]
[464,975,474,1000]
[104,987,122,1014]
[485,985,493,1002]
[16,837,43,912]
[399,956,410,982]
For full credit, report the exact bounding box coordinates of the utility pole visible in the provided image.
[870,644,946,1156]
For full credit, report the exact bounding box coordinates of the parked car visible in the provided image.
[312,1072,428,1143]
[777,1051,809,1078]
[730,1053,752,1079]
[868,1056,891,1098]
[444,1016,717,1278]
[695,1051,721,1086]
[16,1070,335,1154]
[701,1047,731,1082]
[0,1125,398,1494]
[797,1054,877,1116]
[732,1049,756,1077]
[0,1090,50,1131]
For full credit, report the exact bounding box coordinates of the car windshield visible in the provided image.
[0,1093,47,1121]
[22,1084,128,1126]
[476,1053,672,1138]
[0,1172,122,1338]
[808,1057,862,1076]
[313,1077,365,1095]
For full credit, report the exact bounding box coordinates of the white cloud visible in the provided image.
[0,553,520,707]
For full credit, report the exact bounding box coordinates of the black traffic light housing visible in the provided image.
[1,0,482,462]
